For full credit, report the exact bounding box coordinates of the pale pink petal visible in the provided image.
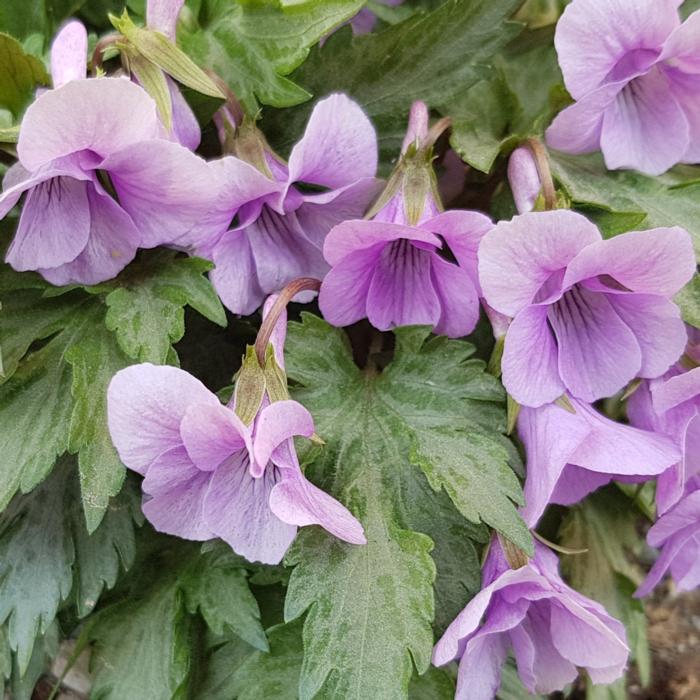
[564,227,695,297]
[601,68,689,175]
[455,634,509,700]
[660,10,700,73]
[606,294,687,377]
[507,147,541,214]
[546,82,622,154]
[18,78,159,171]
[141,446,215,540]
[287,93,377,189]
[548,286,641,402]
[478,210,601,317]
[203,453,297,565]
[168,76,201,150]
[502,305,566,408]
[180,402,248,471]
[104,140,237,249]
[107,364,219,475]
[401,100,430,153]
[554,0,679,99]
[667,70,700,162]
[147,0,184,38]
[252,400,315,477]
[50,21,87,88]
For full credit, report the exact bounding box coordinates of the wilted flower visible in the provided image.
[107,296,365,564]
[319,101,492,338]
[518,395,679,526]
[628,358,700,514]
[194,93,381,315]
[636,481,700,597]
[478,210,695,407]
[433,540,629,699]
[546,0,700,175]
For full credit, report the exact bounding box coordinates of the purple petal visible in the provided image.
[287,93,377,189]
[654,366,700,413]
[323,219,441,266]
[269,453,366,545]
[647,490,700,546]
[180,402,248,471]
[107,364,219,475]
[502,305,566,408]
[203,453,297,565]
[318,246,383,327]
[455,633,509,700]
[554,0,679,99]
[546,82,622,154]
[430,255,480,338]
[50,21,87,88]
[606,294,687,377]
[601,68,689,175]
[168,76,201,150]
[564,227,695,298]
[6,174,90,272]
[103,141,238,249]
[421,209,493,293]
[147,0,184,39]
[518,402,591,527]
[141,446,215,540]
[252,400,315,477]
[38,184,140,285]
[660,9,700,73]
[366,240,441,331]
[478,210,601,317]
[18,79,160,171]
[548,286,641,402]
[245,208,328,299]
[209,230,264,315]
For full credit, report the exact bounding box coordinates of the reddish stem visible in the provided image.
[525,137,557,210]
[91,34,121,74]
[254,277,321,366]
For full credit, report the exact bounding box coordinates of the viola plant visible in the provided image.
[1,1,700,699]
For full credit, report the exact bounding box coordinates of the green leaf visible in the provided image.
[559,488,650,688]
[551,151,700,259]
[90,572,193,700]
[283,315,527,699]
[0,33,50,117]
[181,547,268,651]
[0,460,139,674]
[179,0,365,113]
[103,252,227,364]
[0,0,84,42]
[675,274,700,329]
[262,0,522,162]
[0,304,89,510]
[72,476,141,618]
[409,667,455,699]
[228,619,304,700]
[66,316,131,532]
[0,461,73,674]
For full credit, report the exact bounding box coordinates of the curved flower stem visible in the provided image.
[525,136,557,210]
[426,116,452,149]
[91,34,121,74]
[206,69,245,128]
[254,277,321,366]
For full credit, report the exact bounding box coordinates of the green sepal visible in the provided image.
[233,346,267,427]
[487,335,505,377]
[109,10,225,99]
[506,394,520,435]
[262,344,290,404]
[0,125,19,144]
[554,394,576,414]
[127,50,173,131]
